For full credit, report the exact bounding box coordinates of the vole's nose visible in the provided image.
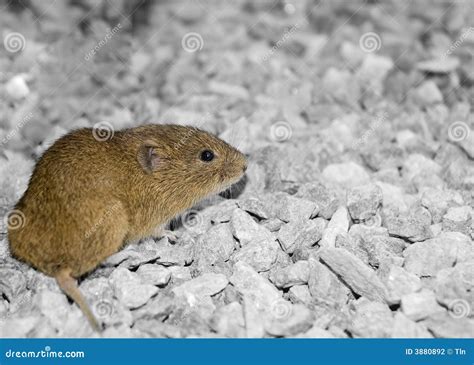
[242,163,247,173]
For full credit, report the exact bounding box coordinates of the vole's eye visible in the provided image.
[200,150,214,162]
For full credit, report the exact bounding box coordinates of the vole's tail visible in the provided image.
[55,268,101,332]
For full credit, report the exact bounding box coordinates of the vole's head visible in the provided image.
[136,125,247,200]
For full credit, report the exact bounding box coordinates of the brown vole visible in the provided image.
[7,124,247,331]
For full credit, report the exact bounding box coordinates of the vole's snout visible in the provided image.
[242,162,248,173]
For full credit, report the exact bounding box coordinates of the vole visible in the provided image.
[7,124,247,331]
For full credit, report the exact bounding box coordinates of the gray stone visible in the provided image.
[195,223,236,269]
[173,273,228,299]
[264,302,314,337]
[203,200,239,224]
[132,293,178,322]
[136,264,171,287]
[209,302,245,338]
[380,265,422,304]
[413,81,443,105]
[319,206,350,248]
[0,316,39,337]
[402,153,442,182]
[422,312,474,338]
[349,298,393,338]
[237,198,269,219]
[230,208,274,246]
[168,266,192,283]
[416,57,460,74]
[296,182,340,219]
[390,312,433,338]
[288,285,312,305]
[421,187,464,223]
[35,290,71,331]
[319,248,388,302]
[80,277,133,328]
[0,267,27,302]
[346,184,383,221]
[109,268,158,309]
[307,259,351,308]
[242,294,265,338]
[385,206,432,242]
[261,218,284,232]
[104,239,161,268]
[442,206,473,236]
[375,182,410,213]
[434,261,473,310]
[456,129,474,159]
[154,238,194,266]
[347,227,407,267]
[272,193,319,223]
[400,289,446,321]
[403,232,473,276]
[322,162,370,189]
[231,238,279,272]
[269,261,310,289]
[278,219,325,253]
[230,261,281,310]
[296,325,335,338]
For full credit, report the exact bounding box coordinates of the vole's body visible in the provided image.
[8,124,247,331]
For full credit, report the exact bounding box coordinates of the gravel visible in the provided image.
[1,0,473,339]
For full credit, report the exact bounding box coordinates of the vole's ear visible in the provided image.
[137,140,161,174]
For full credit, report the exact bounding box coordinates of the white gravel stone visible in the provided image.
[269,261,310,289]
[296,182,340,219]
[195,223,236,268]
[380,265,422,304]
[231,208,274,246]
[349,298,393,338]
[6,75,30,100]
[319,248,388,302]
[230,261,281,311]
[264,302,314,337]
[322,162,370,188]
[288,285,312,305]
[401,289,446,321]
[390,312,433,338]
[136,264,171,286]
[403,232,473,276]
[173,273,228,299]
[209,302,245,337]
[319,206,350,248]
[109,268,158,309]
[442,206,473,236]
[346,184,383,221]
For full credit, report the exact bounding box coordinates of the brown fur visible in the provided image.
[7,124,247,331]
